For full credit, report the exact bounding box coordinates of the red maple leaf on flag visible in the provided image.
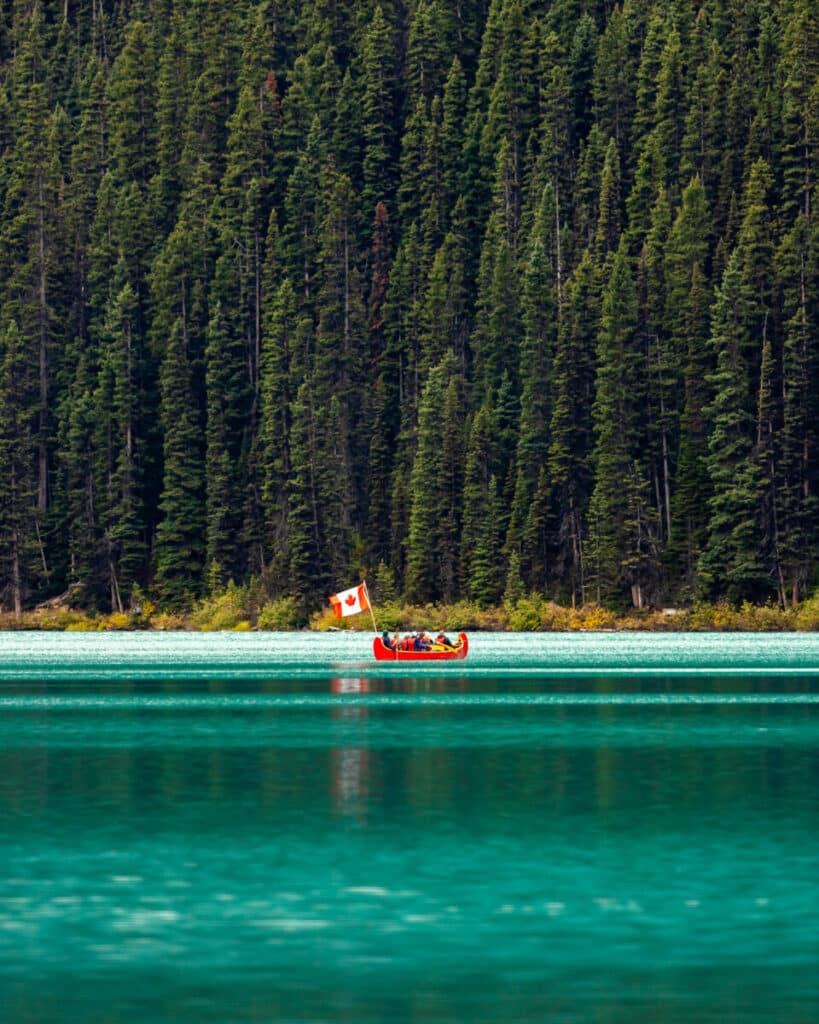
[345,593,357,606]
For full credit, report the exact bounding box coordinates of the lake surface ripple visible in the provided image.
[1,632,818,1022]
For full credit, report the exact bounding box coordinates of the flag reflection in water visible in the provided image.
[330,678,374,819]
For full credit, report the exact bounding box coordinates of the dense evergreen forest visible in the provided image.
[0,0,818,617]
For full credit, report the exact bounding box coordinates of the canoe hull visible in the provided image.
[373,632,468,662]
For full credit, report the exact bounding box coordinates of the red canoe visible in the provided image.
[373,632,469,661]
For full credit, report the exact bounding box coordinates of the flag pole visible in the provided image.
[362,579,378,635]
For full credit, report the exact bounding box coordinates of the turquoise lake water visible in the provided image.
[2,632,819,1022]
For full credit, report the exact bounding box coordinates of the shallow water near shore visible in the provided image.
[1,632,818,1022]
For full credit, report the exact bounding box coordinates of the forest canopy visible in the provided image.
[0,0,818,616]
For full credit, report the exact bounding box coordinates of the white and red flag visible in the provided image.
[329,583,370,618]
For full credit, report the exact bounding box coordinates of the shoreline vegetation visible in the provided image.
[4,584,819,634]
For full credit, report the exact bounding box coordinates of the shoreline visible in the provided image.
[3,597,819,635]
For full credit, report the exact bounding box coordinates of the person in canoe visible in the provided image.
[395,632,430,651]
[388,631,455,652]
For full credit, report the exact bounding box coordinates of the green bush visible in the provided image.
[738,600,792,631]
[369,600,402,631]
[189,581,247,630]
[257,596,303,631]
[64,618,99,631]
[795,595,819,631]
[439,601,482,631]
[507,594,544,631]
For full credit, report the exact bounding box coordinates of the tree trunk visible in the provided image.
[38,167,49,515]
[109,556,123,614]
[11,460,22,619]
[12,535,22,619]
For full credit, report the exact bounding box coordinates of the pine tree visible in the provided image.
[507,189,558,560]
[773,213,818,604]
[151,9,191,231]
[588,239,658,608]
[313,169,369,558]
[532,32,572,213]
[405,351,461,603]
[625,133,665,251]
[631,10,667,161]
[397,95,429,231]
[155,319,205,609]
[471,212,521,395]
[569,13,597,144]
[204,299,251,588]
[667,264,713,597]
[365,202,396,567]
[421,214,468,374]
[1,6,68,565]
[438,374,464,601]
[440,57,467,215]
[284,117,327,305]
[755,329,785,606]
[637,190,674,548]
[665,178,711,344]
[680,39,725,207]
[650,28,685,186]
[66,55,109,349]
[699,253,767,602]
[404,0,455,110]
[779,0,819,220]
[592,3,635,153]
[0,320,39,616]
[360,5,398,217]
[546,250,597,604]
[108,20,156,188]
[595,137,621,261]
[479,0,536,196]
[469,474,502,607]
[62,351,102,607]
[93,277,147,611]
[461,402,494,597]
[258,261,297,590]
[286,378,323,605]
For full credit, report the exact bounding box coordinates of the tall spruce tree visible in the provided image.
[1,7,68,583]
[405,351,462,603]
[360,5,398,217]
[588,239,658,608]
[0,320,39,616]
[699,253,766,602]
[774,214,818,605]
[155,318,205,609]
[507,188,558,563]
[546,250,597,604]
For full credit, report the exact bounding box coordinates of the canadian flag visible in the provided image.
[329,583,370,618]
